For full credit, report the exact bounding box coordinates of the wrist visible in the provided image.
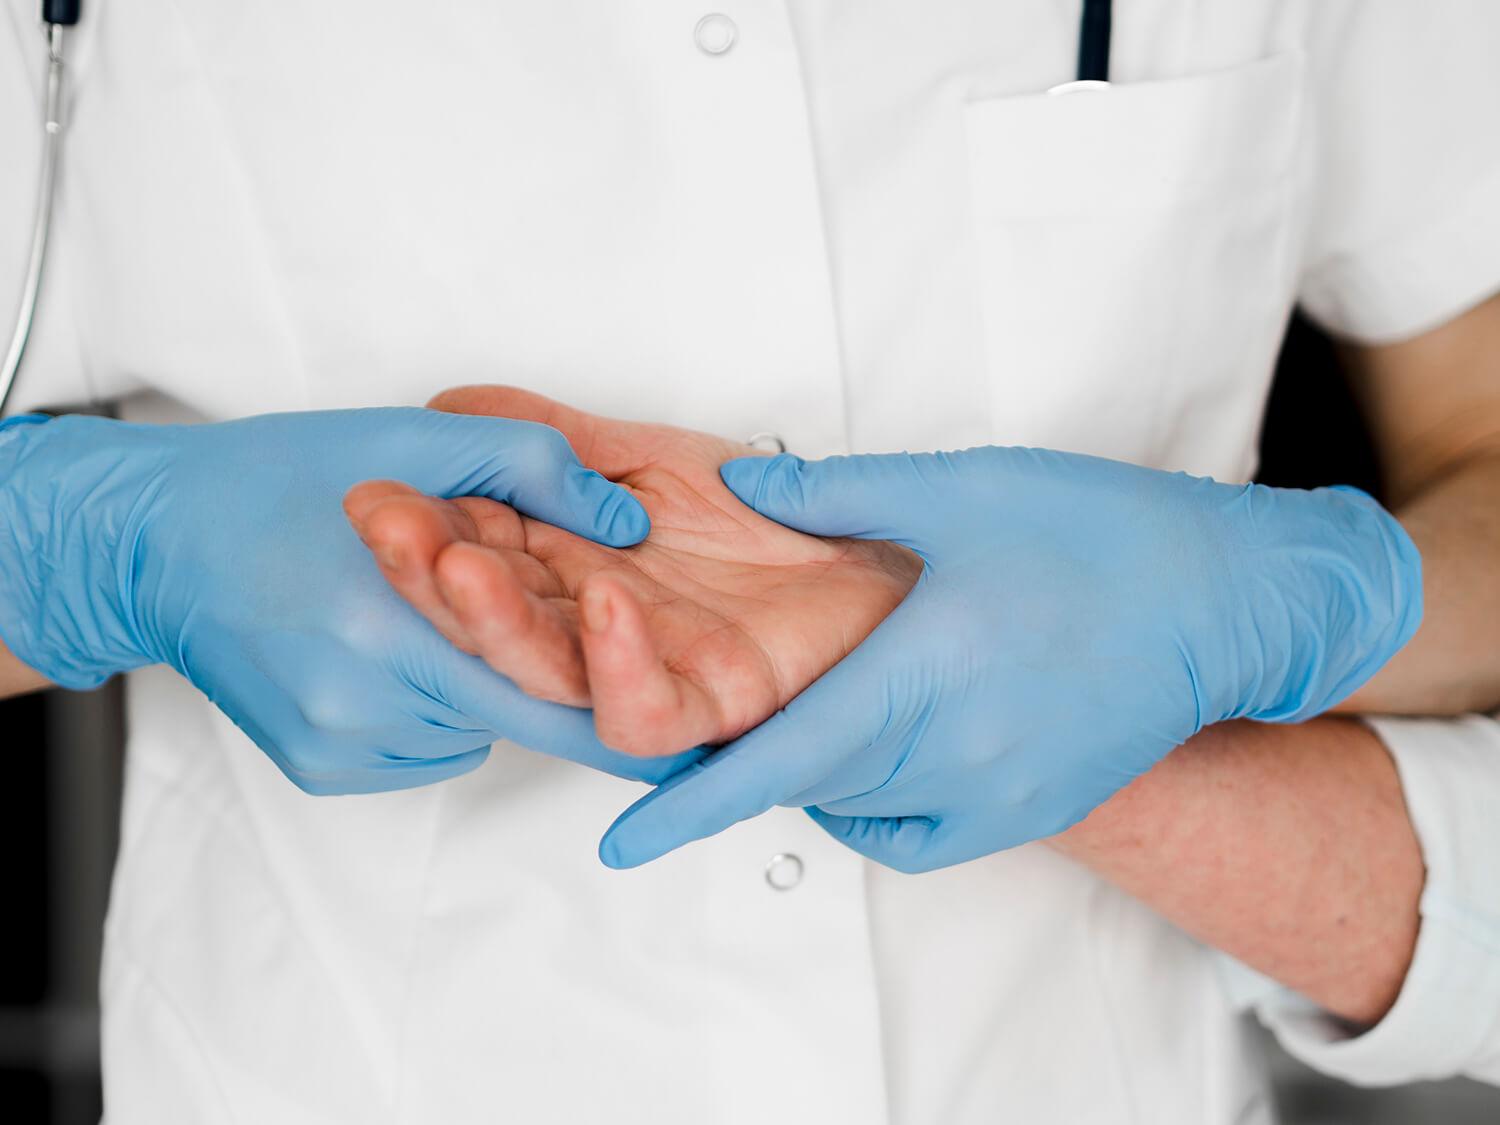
[0,415,159,688]
[1207,483,1422,725]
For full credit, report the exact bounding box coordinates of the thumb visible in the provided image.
[405,411,650,548]
[719,450,967,547]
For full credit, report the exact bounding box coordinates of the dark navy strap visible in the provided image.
[42,0,81,26]
[1077,0,1112,81]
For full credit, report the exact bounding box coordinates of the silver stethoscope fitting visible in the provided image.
[1,16,73,417]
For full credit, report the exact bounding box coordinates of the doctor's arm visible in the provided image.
[1051,711,1500,1089]
[1051,717,1422,1029]
[1335,291,1500,714]
[1055,295,1500,1074]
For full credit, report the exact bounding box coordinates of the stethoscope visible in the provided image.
[2,0,79,416]
[0,0,1112,416]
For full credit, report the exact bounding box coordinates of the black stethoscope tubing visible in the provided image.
[1078,0,1113,82]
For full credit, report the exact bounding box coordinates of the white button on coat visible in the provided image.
[694,13,738,56]
[765,853,804,890]
[746,431,787,453]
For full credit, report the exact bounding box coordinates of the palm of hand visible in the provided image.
[345,387,921,756]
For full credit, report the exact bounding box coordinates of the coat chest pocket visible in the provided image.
[963,51,1306,474]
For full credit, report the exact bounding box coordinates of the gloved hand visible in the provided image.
[0,408,696,793]
[599,446,1423,872]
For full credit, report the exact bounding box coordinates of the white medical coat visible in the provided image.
[3,1,1500,1121]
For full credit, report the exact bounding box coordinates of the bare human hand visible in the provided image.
[344,387,921,757]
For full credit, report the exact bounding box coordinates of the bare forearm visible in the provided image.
[1052,717,1422,1026]
[0,631,52,698]
[1339,451,1500,714]
[1337,292,1500,715]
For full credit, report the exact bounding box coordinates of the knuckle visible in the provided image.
[296,687,363,734]
[511,423,572,469]
[330,601,393,656]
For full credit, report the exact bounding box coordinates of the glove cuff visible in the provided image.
[0,415,155,689]
[1228,483,1423,723]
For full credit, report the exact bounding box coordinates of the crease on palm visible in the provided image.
[344,385,921,757]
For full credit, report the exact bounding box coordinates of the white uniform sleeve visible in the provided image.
[1297,0,1500,343]
[1229,715,1500,1087]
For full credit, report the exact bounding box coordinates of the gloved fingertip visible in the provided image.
[572,467,651,547]
[597,827,651,870]
[604,489,652,548]
[720,453,802,511]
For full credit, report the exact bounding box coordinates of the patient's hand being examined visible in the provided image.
[344,386,921,756]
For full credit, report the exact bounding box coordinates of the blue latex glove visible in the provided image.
[600,447,1422,871]
[0,410,699,792]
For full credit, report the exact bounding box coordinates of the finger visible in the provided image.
[578,574,724,757]
[399,411,651,548]
[595,631,900,868]
[435,541,590,707]
[718,450,988,548]
[427,386,647,482]
[346,481,496,652]
[350,481,531,559]
[803,808,949,874]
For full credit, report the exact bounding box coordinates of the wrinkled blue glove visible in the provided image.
[0,409,699,793]
[600,446,1422,872]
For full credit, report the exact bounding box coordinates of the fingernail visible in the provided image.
[580,585,612,634]
[376,545,404,571]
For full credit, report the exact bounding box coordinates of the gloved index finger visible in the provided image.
[406,411,651,549]
[718,449,970,550]
[596,632,894,868]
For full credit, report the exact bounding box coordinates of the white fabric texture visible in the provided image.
[1295,0,1500,342]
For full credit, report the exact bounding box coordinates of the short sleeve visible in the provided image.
[1297,1,1500,344]
[1226,714,1500,1087]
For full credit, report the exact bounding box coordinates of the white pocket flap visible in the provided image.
[964,50,1305,215]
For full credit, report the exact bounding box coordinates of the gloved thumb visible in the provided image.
[719,450,964,548]
[402,411,651,548]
